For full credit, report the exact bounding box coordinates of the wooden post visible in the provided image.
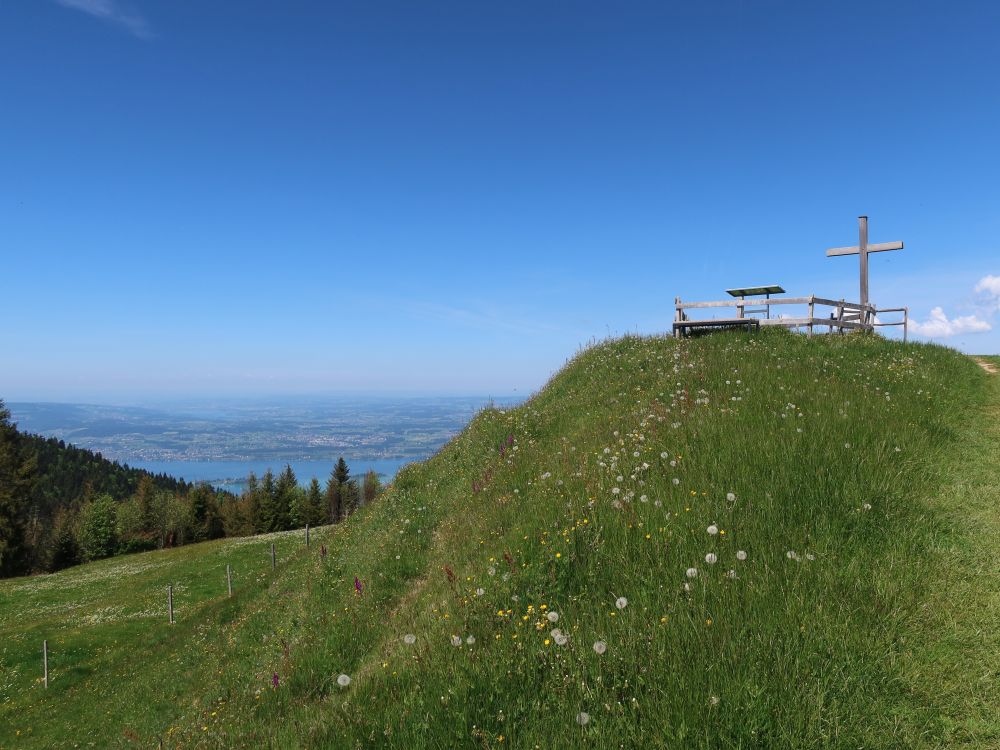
[903,307,909,343]
[808,296,815,337]
[305,524,310,547]
[168,585,174,624]
[674,296,682,338]
[736,295,745,319]
[43,639,48,689]
[227,564,232,597]
[858,215,869,321]
[271,543,276,571]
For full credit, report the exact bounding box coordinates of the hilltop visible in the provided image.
[1,333,998,749]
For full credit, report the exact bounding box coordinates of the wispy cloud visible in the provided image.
[975,274,1000,311]
[910,306,992,338]
[56,0,152,39]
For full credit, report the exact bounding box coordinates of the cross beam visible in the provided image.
[825,216,903,321]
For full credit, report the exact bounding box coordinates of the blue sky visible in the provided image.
[2,0,998,403]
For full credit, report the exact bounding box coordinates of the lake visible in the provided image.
[130,457,414,493]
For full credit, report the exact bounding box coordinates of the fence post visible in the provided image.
[271,543,276,571]
[305,524,310,547]
[903,307,909,343]
[168,585,174,624]
[808,296,815,337]
[227,564,232,597]
[43,640,48,689]
[674,296,682,338]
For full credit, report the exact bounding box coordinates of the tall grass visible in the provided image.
[0,331,986,748]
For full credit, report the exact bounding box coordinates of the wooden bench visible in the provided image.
[672,318,760,338]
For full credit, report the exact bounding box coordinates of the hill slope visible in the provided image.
[0,331,993,749]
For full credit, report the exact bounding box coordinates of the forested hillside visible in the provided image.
[0,401,379,577]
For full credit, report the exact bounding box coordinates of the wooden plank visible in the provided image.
[758,317,869,330]
[673,318,757,329]
[811,296,865,309]
[825,240,904,257]
[677,296,812,310]
[676,299,743,309]
[759,318,811,327]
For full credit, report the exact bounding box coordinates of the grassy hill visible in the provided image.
[1,331,996,749]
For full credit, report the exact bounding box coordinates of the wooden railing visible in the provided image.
[673,295,908,340]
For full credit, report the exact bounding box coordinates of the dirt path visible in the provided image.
[973,357,998,374]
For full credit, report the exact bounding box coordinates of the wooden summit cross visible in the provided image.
[825,216,903,323]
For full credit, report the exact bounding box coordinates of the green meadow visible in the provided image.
[2,331,998,749]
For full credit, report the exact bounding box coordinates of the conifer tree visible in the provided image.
[274,465,297,530]
[341,478,360,518]
[243,472,261,533]
[0,401,35,575]
[258,469,279,532]
[304,478,325,526]
[324,469,341,524]
[334,457,350,486]
[47,507,79,571]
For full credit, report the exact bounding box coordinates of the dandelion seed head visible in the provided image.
[707,525,718,536]
[337,674,351,687]
[547,611,559,622]
[576,711,590,726]
[686,567,699,578]
[403,634,416,645]
[705,553,717,565]
[593,640,607,655]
